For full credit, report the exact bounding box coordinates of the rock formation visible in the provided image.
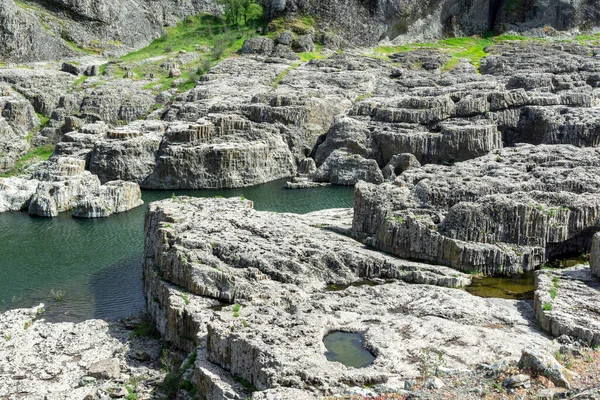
[142,196,559,398]
[0,157,143,217]
[534,265,600,347]
[353,144,600,275]
[0,305,166,399]
[0,0,221,62]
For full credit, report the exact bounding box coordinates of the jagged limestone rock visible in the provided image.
[143,197,555,397]
[72,180,143,218]
[8,157,144,218]
[353,144,600,275]
[0,85,41,172]
[534,266,600,346]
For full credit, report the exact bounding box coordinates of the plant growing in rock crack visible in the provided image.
[23,320,32,330]
[543,302,553,311]
[233,303,241,317]
[50,288,66,301]
[181,292,190,305]
[418,346,445,381]
[130,321,160,339]
[125,386,138,400]
[4,333,11,341]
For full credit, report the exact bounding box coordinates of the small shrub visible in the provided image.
[130,321,160,339]
[212,37,227,59]
[418,346,445,380]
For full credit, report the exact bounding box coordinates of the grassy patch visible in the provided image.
[0,145,55,177]
[543,302,553,311]
[73,75,89,86]
[273,62,301,87]
[36,113,50,128]
[115,13,254,93]
[129,321,160,339]
[370,34,548,72]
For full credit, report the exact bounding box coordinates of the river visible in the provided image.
[0,180,354,321]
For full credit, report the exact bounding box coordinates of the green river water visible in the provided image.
[0,180,354,322]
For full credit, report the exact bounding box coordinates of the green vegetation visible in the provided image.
[370,33,548,72]
[73,75,89,86]
[36,113,50,128]
[118,13,260,92]
[0,145,55,178]
[129,320,160,339]
[181,292,190,305]
[125,386,138,400]
[418,346,445,381]
[550,287,558,300]
[543,302,553,311]
[233,303,241,317]
[218,0,263,26]
[160,350,198,398]
[273,62,301,87]
[267,15,315,35]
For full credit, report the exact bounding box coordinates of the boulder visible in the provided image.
[518,347,572,388]
[241,37,275,55]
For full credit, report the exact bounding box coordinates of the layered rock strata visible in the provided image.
[0,157,143,217]
[143,197,556,398]
[0,85,40,172]
[353,144,600,275]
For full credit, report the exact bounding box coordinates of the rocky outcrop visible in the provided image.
[534,265,600,346]
[0,85,40,172]
[1,157,143,218]
[0,305,165,399]
[0,177,39,212]
[143,197,558,398]
[353,144,600,275]
[0,0,221,62]
[264,0,600,47]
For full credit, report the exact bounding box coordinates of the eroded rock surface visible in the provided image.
[534,265,600,346]
[142,197,558,398]
[0,305,164,400]
[353,144,600,275]
[1,157,143,218]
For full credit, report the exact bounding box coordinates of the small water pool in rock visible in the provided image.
[323,331,375,368]
[466,271,536,300]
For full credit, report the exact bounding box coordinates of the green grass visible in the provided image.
[116,13,254,93]
[0,145,55,177]
[370,34,550,72]
[36,113,50,128]
[120,13,251,64]
[73,75,89,86]
[543,302,553,311]
[550,287,558,300]
[273,62,301,87]
[129,321,160,339]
